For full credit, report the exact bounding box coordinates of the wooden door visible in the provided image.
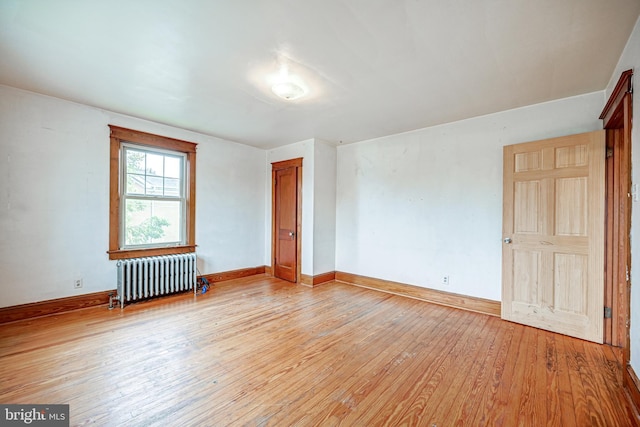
[502,131,605,343]
[272,158,302,283]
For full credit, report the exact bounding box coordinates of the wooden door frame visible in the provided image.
[271,158,303,284]
[600,69,637,407]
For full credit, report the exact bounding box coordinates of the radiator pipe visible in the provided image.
[109,260,124,310]
[108,293,120,310]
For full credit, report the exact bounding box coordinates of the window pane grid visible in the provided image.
[121,144,187,249]
[124,147,184,198]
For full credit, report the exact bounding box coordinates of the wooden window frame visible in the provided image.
[108,125,197,260]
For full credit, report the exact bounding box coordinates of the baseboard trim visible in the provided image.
[0,265,269,324]
[0,290,114,324]
[300,271,336,287]
[335,271,501,317]
[625,364,640,420]
[265,265,273,276]
[200,265,266,283]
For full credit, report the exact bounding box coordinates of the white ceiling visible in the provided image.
[1,1,639,149]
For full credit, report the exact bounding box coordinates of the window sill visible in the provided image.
[107,245,196,260]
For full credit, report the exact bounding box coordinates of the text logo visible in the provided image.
[1,405,69,426]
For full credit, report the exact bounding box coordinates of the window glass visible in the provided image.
[121,145,186,248]
[124,199,182,246]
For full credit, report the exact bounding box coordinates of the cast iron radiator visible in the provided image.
[114,253,197,308]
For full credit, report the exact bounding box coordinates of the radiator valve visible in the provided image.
[197,277,210,295]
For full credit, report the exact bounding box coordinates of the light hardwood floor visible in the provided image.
[0,275,637,426]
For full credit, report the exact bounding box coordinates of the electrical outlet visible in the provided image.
[74,278,83,289]
[441,276,449,285]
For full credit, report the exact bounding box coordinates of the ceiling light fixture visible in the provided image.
[272,81,306,100]
[270,66,308,101]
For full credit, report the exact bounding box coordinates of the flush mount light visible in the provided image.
[270,66,308,101]
[272,81,306,100]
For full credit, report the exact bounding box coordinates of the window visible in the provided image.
[108,126,196,260]
[122,144,185,248]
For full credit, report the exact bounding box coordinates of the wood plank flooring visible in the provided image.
[0,275,637,426]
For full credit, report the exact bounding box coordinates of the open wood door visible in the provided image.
[502,131,605,343]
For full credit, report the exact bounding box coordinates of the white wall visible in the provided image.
[0,85,266,308]
[313,139,337,275]
[336,92,604,301]
[605,16,640,375]
[189,129,265,275]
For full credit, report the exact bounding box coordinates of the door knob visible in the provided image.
[503,237,512,244]
[289,231,295,237]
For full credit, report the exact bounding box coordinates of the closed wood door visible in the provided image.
[502,131,605,343]
[272,159,301,283]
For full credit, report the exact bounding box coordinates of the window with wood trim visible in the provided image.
[108,126,196,260]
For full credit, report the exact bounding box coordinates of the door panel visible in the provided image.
[502,131,605,343]
[513,181,541,233]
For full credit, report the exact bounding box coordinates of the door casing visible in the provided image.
[601,69,632,353]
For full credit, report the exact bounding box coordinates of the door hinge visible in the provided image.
[604,306,612,319]
[627,265,630,282]
[606,147,614,158]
